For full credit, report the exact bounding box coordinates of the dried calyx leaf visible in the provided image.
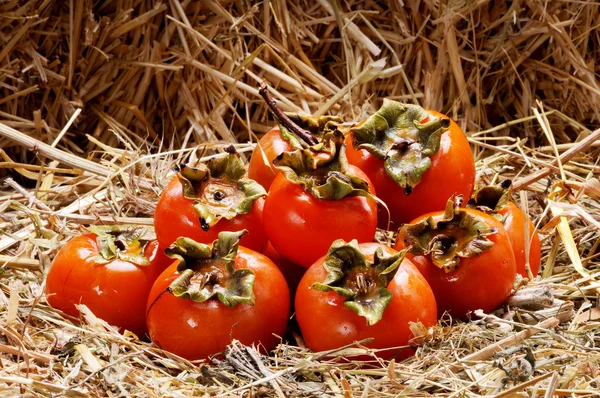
[178,148,266,231]
[273,130,373,200]
[279,113,342,149]
[164,230,255,307]
[350,99,450,195]
[311,239,407,326]
[468,179,512,213]
[400,196,497,272]
[87,225,156,266]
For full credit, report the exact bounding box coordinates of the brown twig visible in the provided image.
[258,82,317,146]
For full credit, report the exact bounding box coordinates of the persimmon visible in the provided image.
[261,242,306,300]
[263,131,378,268]
[146,231,290,360]
[395,197,517,319]
[346,101,475,228]
[296,240,437,358]
[154,148,267,252]
[248,84,342,190]
[468,181,542,278]
[46,225,171,337]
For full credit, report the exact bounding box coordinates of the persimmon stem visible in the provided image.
[356,273,368,295]
[499,179,512,189]
[258,83,317,146]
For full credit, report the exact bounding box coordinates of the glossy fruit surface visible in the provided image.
[295,242,437,358]
[263,166,378,268]
[154,176,267,252]
[499,202,541,278]
[46,231,170,337]
[395,208,517,319]
[248,127,291,190]
[467,183,542,279]
[346,109,475,228]
[146,246,290,360]
[261,242,306,300]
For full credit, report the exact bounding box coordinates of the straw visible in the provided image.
[0,1,599,396]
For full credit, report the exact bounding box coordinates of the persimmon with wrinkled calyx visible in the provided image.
[248,84,342,190]
[154,148,267,252]
[146,231,290,360]
[395,196,517,319]
[346,101,475,228]
[295,239,437,358]
[468,180,541,279]
[263,131,378,268]
[45,225,171,338]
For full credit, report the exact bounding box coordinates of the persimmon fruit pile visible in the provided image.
[45,89,541,361]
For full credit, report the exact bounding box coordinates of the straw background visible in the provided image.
[1,1,599,158]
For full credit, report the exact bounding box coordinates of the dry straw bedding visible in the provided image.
[0,0,600,396]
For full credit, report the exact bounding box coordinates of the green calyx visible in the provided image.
[87,225,156,266]
[279,113,342,149]
[273,130,373,200]
[350,99,450,194]
[468,180,512,213]
[164,230,255,307]
[400,196,498,273]
[311,239,407,326]
[177,149,266,231]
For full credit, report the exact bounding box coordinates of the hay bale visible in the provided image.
[0,0,599,154]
